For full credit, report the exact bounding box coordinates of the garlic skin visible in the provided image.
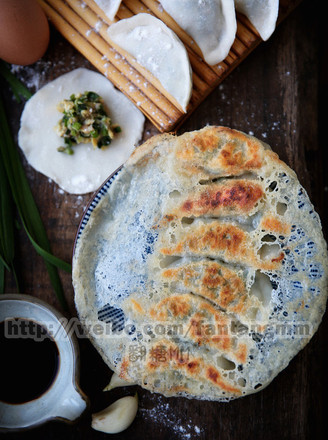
[91,394,138,434]
[103,373,137,392]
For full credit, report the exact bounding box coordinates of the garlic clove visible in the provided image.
[103,372,137,392]
[91,394,138,434]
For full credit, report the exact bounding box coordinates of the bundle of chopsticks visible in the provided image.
[37,0,264,132]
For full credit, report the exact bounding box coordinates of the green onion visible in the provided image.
[72,121,82,130]
[0,89,70,310]
[64,137,75,146]
[101,125,109,136]
[56,91,120,154]
[57,145,74,155]
[77,103,87,111]
[87,92,99,101]
[0,61,32,103]
[0,261,4,294]
[97,136,111,148]
[0,154,20,293]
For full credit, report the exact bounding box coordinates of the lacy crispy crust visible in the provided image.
[73,126,328,401]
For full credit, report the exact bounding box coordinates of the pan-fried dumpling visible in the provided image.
[94,0,122,21]
[235,0,279,41]
[159,0,237,65]
[73,126,328,401]
[107,13,192,112]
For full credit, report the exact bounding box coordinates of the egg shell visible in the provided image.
[0,0,50,65]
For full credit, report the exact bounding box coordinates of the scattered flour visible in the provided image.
[139,395,204,439]
[95,20,103,32]
[10,62,51,91]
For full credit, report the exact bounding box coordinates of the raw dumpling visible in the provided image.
[235,0,279,41]
[107,13,192,112]
[94,0,122,21]
[18,68,145,194]
[160,0,236,65]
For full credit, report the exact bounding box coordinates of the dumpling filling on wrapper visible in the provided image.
[18,68,145,194]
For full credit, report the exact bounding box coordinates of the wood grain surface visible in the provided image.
[37,0,303,132]
[1,0,327,438]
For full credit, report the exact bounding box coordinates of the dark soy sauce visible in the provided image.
[0,318,59,404]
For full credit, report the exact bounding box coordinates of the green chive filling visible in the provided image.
[55,91,121,154]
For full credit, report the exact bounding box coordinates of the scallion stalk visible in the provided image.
[0,61,32,102]
[0,66,70,311]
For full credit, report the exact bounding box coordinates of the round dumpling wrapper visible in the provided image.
[18,68,145,194]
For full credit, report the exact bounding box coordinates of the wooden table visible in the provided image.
[1,0,327,438]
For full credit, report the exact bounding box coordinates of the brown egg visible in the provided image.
[0,0,50,65]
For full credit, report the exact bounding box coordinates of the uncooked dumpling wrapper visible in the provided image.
[94,0,122,21]
[235,0,279,41]
[160,0,237,65]
[18,68,145,194]
[107,13,192,112]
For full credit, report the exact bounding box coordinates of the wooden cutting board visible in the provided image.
[38,0,302,132]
